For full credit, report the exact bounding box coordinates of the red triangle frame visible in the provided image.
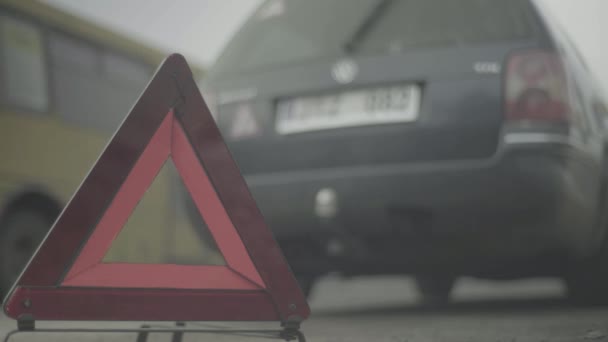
[62,111,264,290]
[3,54,309,323]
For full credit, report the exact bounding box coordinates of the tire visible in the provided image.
[564,242,608,305]
[565,173,608,306]
[414,275,456,306]
[295,274,317,299]
[0,210,51,293]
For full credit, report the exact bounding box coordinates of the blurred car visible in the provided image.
[202,0,608,303]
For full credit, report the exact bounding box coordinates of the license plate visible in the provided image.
[275,85,421,134]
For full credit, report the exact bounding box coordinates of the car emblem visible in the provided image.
[332,59,358,84]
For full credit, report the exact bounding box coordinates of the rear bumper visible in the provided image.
[245,134,602,276]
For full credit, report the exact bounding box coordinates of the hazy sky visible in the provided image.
[41,0,607,94]
[41,0,261,66]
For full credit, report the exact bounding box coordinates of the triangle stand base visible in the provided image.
[4,318,306,342]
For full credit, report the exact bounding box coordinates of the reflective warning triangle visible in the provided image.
[3,54,310,323]
[229,104,260,140]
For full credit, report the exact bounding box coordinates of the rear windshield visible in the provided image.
[212,0,534,74]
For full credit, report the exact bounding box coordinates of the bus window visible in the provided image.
[48,32,98,72]
[48,32,108,130]
[102,51,150,85]
[0,14,48,112]
[49,31,153,132]
[99,50,153,130]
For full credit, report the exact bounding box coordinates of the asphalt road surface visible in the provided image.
[1,276,607,342]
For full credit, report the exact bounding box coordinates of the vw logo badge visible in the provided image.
[331,59,358,84]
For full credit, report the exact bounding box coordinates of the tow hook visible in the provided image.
[314,187,370,259]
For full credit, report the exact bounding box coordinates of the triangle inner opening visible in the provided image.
[103,160,226,266]
[61,112,264,289]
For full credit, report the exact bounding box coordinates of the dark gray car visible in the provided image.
[201,0,608,303]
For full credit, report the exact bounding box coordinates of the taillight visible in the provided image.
[505,50,570,123]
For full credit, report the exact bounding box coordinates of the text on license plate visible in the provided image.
[275,85,421,134]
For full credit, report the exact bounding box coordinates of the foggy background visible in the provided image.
[40,0,607,96]
[2,2,608,341]
[34,0,608,311]
[27,0,604,312]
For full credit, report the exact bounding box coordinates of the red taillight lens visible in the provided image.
[505,51,570,122]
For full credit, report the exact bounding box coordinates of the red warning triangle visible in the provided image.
[3,54,309,323]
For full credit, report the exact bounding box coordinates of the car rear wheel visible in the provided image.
[414,275,456,306]
[295,274,317,299]
[565,177,608,305]
[0,210,51,294]
[564,242,608,305]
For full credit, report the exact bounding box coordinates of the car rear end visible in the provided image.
[202,0,603,278]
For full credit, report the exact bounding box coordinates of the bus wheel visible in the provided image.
[564,241,608,305]
[0,210,51,293]
[414,274,456,307]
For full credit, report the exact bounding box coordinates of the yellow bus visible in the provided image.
[0,0,216,293]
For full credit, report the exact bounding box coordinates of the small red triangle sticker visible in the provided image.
[3,54,309,323]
